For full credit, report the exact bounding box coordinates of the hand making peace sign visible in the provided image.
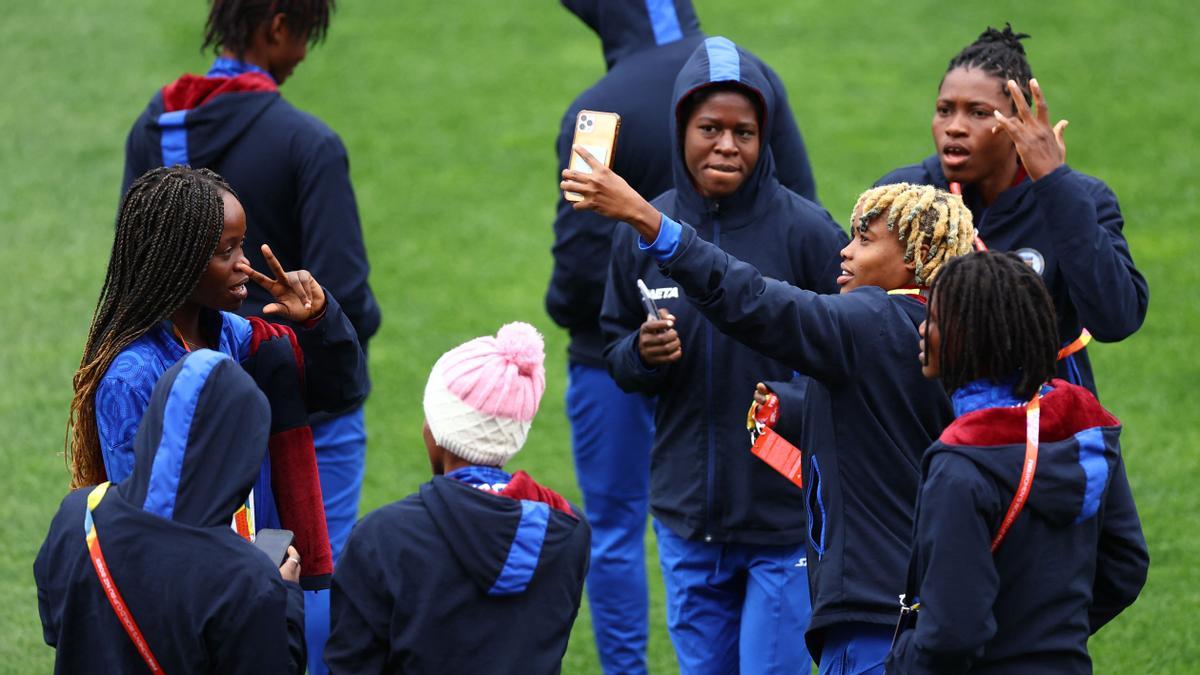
[238,244,327,322]
[993,78,1070,181]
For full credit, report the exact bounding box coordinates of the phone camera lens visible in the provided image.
[579,123,586,130]
[586,119,594,127]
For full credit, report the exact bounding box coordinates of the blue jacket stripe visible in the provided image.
[143,350,226,519]
[1074,426,1109,523]
[644,0,683,45]
[157,110,190,167]
[639,214,683,262]
[704,36,740,83]
[488,500,550,596]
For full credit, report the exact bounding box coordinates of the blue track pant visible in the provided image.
[817,622,891,675]
[304,407,367,675]
[566,362,655,675]
[655,520,813,674]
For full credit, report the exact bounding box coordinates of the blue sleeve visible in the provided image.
[600,228,673,394]
[545,107,621,331]
[640,214,682,262]
[888,455,1000,674]
[296,130,381,346]
[95,376,151,483]
[326,521,394,674]
[658,222,867,381]
[1034,165,1149,342]
[1089,452,1148,633]
[763,66,818,203]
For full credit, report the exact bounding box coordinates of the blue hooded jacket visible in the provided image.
[35,351,306,674]
[326,472,591,674]
[547,1,819,367]
[600,37,847,545]
[877,158,1148,396]
[122,59,381,354]
[888,379,1148,674]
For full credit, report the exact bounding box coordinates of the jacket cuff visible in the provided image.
[638,213,682,263]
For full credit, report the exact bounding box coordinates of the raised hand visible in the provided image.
[238,244,327,321]
[638,308,682,366]
[993,78,1069,180]
[561,146,664,242]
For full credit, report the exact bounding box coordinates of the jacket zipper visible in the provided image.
[703,205,721,542]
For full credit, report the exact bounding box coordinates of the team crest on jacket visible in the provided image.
[1015,248,1045,275]
[648,286,680,300]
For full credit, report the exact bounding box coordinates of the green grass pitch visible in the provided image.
[2,1,1197,672]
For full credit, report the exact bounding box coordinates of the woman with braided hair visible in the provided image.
[67,165,366,490]
[888,252,1147,672]
[566,156,972,671]
[877,23,1148,397]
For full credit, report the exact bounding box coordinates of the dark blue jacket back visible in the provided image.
[35,351,306,674]
[600,38,846,545]
[888,379,1148,674]
[877,158,1148,396]
[652,221,955,653]
[326,476,591,674]
[547,0,818,366]
[123,81,382,351]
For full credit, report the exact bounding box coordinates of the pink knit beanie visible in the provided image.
[423,322,547,466]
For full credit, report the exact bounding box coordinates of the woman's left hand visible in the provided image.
[561,146,664,242]
[992,78,1069,181]
[239,244,327,322]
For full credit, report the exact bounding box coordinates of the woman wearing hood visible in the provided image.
[572,37,847,673]
[35,350,306,673]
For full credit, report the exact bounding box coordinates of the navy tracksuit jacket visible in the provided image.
[35,352,306,674]
[547,0,819,367]
[648,220,955,657]
[600,38,847,545]
[878,158,1148,395]
[888,378,1148,673]
[122,60,381,353]
[326,474,590,674]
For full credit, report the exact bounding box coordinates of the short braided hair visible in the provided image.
[203,0,335,59]
[66,166,233,488]
[946,23,1034,105]
[929,252,1059,400]
[850,183,975,285]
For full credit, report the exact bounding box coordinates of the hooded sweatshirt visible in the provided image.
[600,37,847,545]
[876,158,1148,396]
[35,350,306,674]
[122,58,381,353]
[326,469,590,674]
[888,378,1148,674]
[547,1,819,367]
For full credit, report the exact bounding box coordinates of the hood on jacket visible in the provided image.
[563,0,701,69]
[669,36,783,221]
[935,378,1122,527]
[115,349,270,528]
[420,476,584,597]
[131,71,279,170]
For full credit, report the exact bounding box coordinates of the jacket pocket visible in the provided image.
[807,455,826,559]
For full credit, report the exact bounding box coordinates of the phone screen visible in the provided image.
[253,528,295,567]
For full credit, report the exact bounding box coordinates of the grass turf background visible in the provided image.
[2,1,1197,672]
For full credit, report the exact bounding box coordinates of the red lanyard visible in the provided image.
[990,393,1040,552]
[84,483,165,673]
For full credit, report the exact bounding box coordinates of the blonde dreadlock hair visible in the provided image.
[850,183,975,285]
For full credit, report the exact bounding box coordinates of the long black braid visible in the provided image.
[945,23,1034,105]
[929,252,1058,400]
[67,166,234,488]
[203,0,335,59]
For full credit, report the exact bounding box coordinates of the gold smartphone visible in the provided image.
[564,110,621,202]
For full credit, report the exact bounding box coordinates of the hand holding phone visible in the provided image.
[253,528,295,567]
[564,110,621,202]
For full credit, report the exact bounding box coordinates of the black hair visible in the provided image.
[67,166,234,487]
[678,82,767,134]
[203,0,335,58]
[929,252,1058,400]
[945,23,1034,105]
